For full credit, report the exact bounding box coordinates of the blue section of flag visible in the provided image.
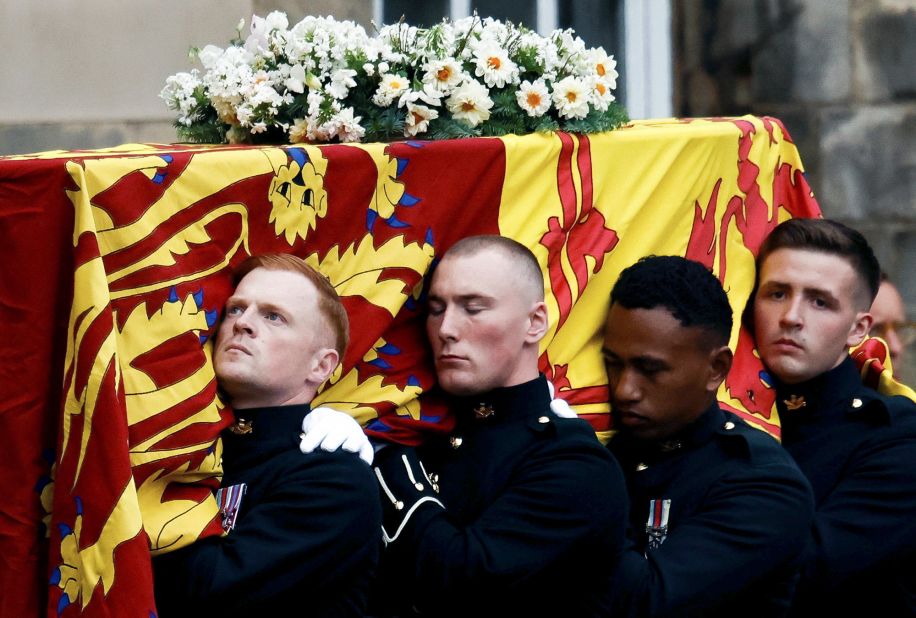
[367,358,392,370]
[366,419,390,432]
[377,342,401,355]
[407,375,421,387]
[288,147,307,168]
[396,158,408,176]
[385,215,410,228]
[168,287,179,303]
[205,309,219,327]
[399,193,420,206]
[367,209,378,232]
[192,289,204,308]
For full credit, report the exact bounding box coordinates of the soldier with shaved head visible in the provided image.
[371,235,628,617]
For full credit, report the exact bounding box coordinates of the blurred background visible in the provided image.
[2,0,913,382]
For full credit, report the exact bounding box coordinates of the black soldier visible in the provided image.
[603,255,815,617]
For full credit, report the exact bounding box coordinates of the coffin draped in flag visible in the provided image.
[2,116,830,616]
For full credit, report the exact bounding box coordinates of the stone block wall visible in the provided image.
[675,0,916,383]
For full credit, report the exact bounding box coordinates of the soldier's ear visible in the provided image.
[525,301,549,344]
[846,311,872,348]
[309,348,340,386]
[706,345,733,393]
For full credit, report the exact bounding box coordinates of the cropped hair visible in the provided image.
[611,255,733,347]
[234,253,349,357]
[442,235,545,301]
[756,218,880,305]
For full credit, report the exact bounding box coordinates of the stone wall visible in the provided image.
[675,0,916,382]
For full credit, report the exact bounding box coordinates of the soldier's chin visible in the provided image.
[437,371,481,397]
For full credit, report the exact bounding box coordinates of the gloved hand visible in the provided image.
[300,406,374,465]
[373,445,444,544]
[546,380,577,419]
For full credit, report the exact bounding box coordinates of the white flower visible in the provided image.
[551,75,590,119]
[587,48,619,90]
[590,78,615,111]
[363,62,375,76]
[328,68,357,99]
[423,59,464,91]
[327,107,365,142]
[397,83,444,109]
[289,118,309,143]
[516,80,551,117]
[250,121,268,134]
[404,103,439,137]
[446,79,493,127]
[378,61,390,74]
[473,43,519,88]
[197,45,224,70]
[372,73,410,106]
[285,64,306,93]
[305,72,322,90]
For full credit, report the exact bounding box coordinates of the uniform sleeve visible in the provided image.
[610,461,815,617]
[798,431,916,596]
[152,454,381,614]
[401,441,628,610]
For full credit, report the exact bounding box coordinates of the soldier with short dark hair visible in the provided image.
[750,218,916,616]
[603,255,814,617]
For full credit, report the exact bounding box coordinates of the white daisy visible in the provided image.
[446,79,493,127]
[372,73,410,106]
[423,59,464,92]
[473,43,519,88]
[404,103,439,137]
[587,48,619,90]
[590,79,616,111]
[552,76,590,119]
[516,80,551,117]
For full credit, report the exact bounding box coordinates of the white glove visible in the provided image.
[300,407,374,465]
[546,380,577,419]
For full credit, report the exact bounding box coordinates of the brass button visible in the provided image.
[851,398,863,409]
[636,463,648,471]
[724,421,736,430]
[449,436,463,449]
[538,416,550,424]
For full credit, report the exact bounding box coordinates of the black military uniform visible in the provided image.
[373,376,628,617]
[606,403,815,617]
[774,356,916,616]
[153,404,381,617]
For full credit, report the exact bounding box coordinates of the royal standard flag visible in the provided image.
[2,117,829,616]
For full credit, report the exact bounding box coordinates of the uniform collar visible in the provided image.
[224,403,311,445]
[612,402,724,462]
[772,356,862,421]
[454,375,551,425]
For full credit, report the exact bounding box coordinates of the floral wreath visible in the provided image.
[162,12,627,144]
